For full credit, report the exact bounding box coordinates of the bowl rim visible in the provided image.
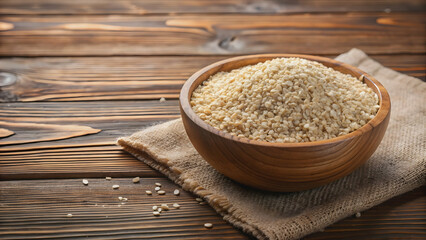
[179,54,391,148]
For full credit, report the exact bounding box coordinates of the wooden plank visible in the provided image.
[0,178,249,239]
[0,121,101,146]
[0,179,424,239]
[0,100,180,149]
[0,145,164,180]
[1,0,425,15]
[0,56,223,102]
[0,100,180,179]
[0,13,424,57]
[0,54,424,102]
[372,54,426,81]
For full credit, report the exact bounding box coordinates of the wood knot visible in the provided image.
[218,36,237,49]
[0,72,17,87]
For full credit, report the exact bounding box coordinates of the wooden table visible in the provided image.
[0,1,425,239]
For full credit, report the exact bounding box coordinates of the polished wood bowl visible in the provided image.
[179,54,391,192]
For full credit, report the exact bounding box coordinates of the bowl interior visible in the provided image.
[180,54,390,147]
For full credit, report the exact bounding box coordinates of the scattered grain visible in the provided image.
[118,196,123,201]
[204,223,213,228]
[173,203,180,209]
[146,190,152,195]
[157,190,166,195]
[173,189,180,196]
[155,186,161,191]
[355,212,361,218]
[82,179,88,185]
[161,204,169,211]
[195,198,203,202]
[153,205,158,211]
[67,214,73,218]
[155,183,162,187]
[105,177,112,181]
[112,185,119,189]
[132,177,140,183]
[153,211,160,216]
[159,97,166,103]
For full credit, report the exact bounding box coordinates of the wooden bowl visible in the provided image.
[179,54,391,192]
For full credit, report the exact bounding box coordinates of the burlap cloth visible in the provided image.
[117,49,426,240]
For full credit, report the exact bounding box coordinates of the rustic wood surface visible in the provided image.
[0,178,248,239]
[0,55,424,102]
[1,0,424,15]
[0,0,425,239]
[0,13,425,56]
[0,179,424,239]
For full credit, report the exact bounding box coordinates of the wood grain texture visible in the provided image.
[0,178,249,239]
[0,101,179,179]
[372,54,426,81]
[0,128,14,138]
[0,56,222,102]
[1,0,425,15]
[0,121,101,146]
[180,54,391,191]
[0,100,179,149]
[0,145,163,180]
[0,13,424,56]
[0,54,424,103]
[0,179,423,239]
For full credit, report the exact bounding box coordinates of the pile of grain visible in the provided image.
[191,58,379,143]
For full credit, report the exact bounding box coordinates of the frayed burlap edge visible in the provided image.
[117,134,268,239]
